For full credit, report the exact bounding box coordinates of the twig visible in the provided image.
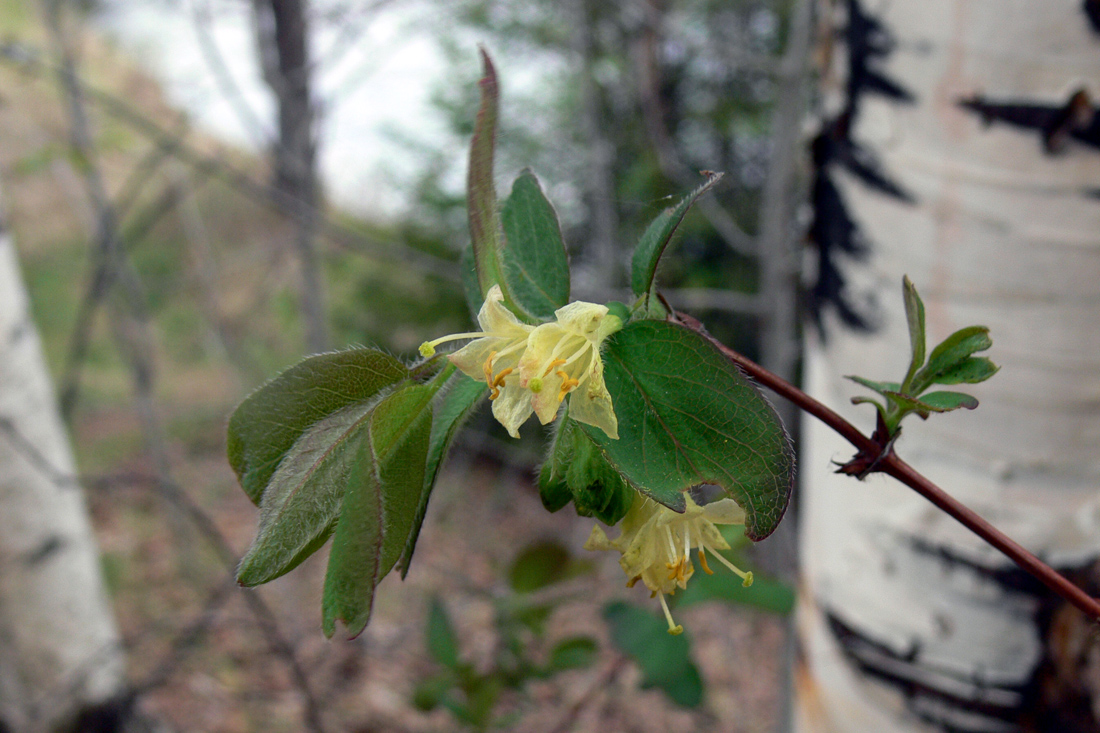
[701,330,1100,620]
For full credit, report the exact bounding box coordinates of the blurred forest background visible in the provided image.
[0,0,895,730]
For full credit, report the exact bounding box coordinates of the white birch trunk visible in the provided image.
[0,193,125,730]
[796,1,1100,730]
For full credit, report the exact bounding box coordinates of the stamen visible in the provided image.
[683,524,692,564]
[705,546,754,587]
[658,593,683,636]
[556,371,580,402]
[483,351,498,385]
[492,368,513,387]
[698,550,714,575]
[542,358,567,377]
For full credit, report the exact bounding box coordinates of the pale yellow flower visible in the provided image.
[584,492,753,635]
[518,300,621,439]
[419,286,622,439]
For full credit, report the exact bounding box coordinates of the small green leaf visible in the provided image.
[500,169,570,319]
[509,541,571,593]
[631,173,724,309]
[603,601,704,708]
[397,372,486,577]
[322,385,434,638]
[882,389,978,418]
[227,349,409,505]
[581,321,794,541]
[911,390,979,412]
[845,375,901,395]
[427,597,461,670]
[901,276,926,392]
[923,356,999,387]
[913,326,994,392]
[547,637,598,671]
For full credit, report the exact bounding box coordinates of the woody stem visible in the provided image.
[701,332,1100,620]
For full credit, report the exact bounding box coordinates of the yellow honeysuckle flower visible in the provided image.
[419,285,622,439]
[584,492,753,635]
[518,300,622,440]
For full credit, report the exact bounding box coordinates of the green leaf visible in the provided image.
[845,375,901,395]
[547,637,598,671]
[467,49,508,307]
[509,541,571,593]
[882,389,978,418]
[227,349,409,505]
[427,597,461,670]
[603,602,704,708]
[236,398,393,587]
[913,326,994,392]
[397,372,486,577]
[580,321,794,541]
[910,390,979,412]
[630,173,723,308]
[322,384,434,638]
[901,275,926,392]
[500,169,570,319]
[923,356,999,387]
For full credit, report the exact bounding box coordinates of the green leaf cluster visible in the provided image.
[229,352,484,638]
[848,276,999,436]
[413,542,598,731]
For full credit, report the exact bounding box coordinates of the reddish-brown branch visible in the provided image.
[707,335,1100,620]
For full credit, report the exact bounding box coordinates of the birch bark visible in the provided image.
[797,1,1100,730]
[0,191,125,730]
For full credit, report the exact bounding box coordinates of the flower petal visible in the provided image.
[700,498,747,526]
[448,338,498,380]
[566,360,618,439]
[490,383,534,439]
[478,284,532,337]
[553,300,609,336]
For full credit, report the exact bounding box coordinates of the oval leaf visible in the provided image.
[500,169,571,319]
[579,320,794,541]
[322,384,434,638]
[631,173,723,308]
[228,349,409,505]
[914,326,994,391]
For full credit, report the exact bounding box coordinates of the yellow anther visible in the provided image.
[542,358,568,377]
[698,550,714,575]
[419,342,436,358]
[492,367,513,388]
[626,575,641,589]
[483,351,498,385]
[556,370,580,402]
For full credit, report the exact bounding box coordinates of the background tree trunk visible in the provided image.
[796,1,1100,731]
[253,0,328,353]
[0,187,126,732]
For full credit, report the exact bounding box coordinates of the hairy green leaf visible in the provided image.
[227,349,409,505]
[910,390,979,412]
[923,356,999,387]
[467,49,508,309]
[500,169,570,319]
[580,320,793,540]
[322,384,434,638]
[845,375,901,395]
[901,275,926,392]
[397,373,486,577]
[913,326,994,392]
[631,173,723,308]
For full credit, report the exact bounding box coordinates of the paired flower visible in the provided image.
[419,285,622,439]
[584,492,753,635]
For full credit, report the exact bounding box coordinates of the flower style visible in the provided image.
[584,492,753,635]
[419,285,621,439]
